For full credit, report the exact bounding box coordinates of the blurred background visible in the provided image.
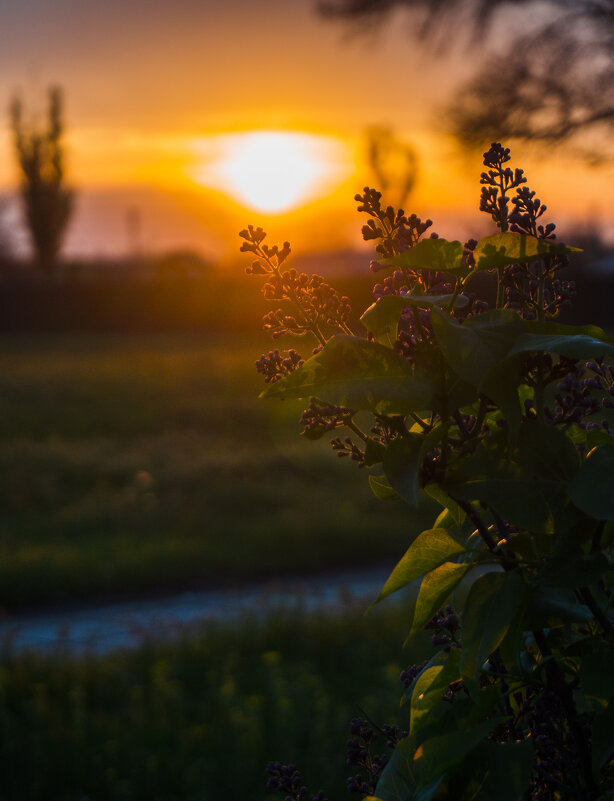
[0,0,612,799]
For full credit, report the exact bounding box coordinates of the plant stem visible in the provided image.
[260,247,328,347]
[346,420,368,443]
[449,276,463,313]
[408,411,429,431]
[496,268,505,309]
[578,587,614,638]
[532,629,597,800]
[455,499,499,554]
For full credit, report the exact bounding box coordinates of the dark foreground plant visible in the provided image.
[242,143,614,801]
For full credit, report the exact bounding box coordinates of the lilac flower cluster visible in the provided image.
[509,186,555,240]
[479,143,576,320]
[240,226,352,344]
[346,717,406,796]
[524,689,592,801]
[256,349,304,384]
[262,270,352,337]
[330,436,366,465]
[265,762,328,801]
[372,269,454,299]
[479,142,528,231]
[425,605,460,652]
[355,186,433,259]
[299,398,354,439]
[545,358,614,432]
[400,659,428,689]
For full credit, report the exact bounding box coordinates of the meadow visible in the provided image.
[2,253,611,801]
[0,314,433,800]
[0,326,433,611]
[0,602,426,801]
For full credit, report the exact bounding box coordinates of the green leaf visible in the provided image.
[450,740,534,801]
[604,521,614,548]
[431,309,525,428]
[373,733,421,801]
[452,564,505,612]
[592,700,614,774]
[380,237,465,273]
[538,552,610,589]
[508,333,614,359]
[460,571,526,688]
[446,455,563,532]
[432,309,523,387]
[368,474,398,500]
[498,611,526,677]
[569,445,614,521]
[380,425,449,509]
[261,335,436,414]
[408,562,471,640]
[361,295,408,347]
[581,650,614,704]
[383,435,424,507]
[433,507,459,530]
[410,649,461,734]
[361,293,469,348]
[524,319,614,345]
[517,420,580,481]
[473,232,580,272]
[587,430,614,450]
[364,438,387,467]
[445,423,578,533]
[378,528,467,601]
[525,587,593,627]
[414,723,495,788]
[479,356,524,436]
[424,483,466,527]
[375,722,496,801]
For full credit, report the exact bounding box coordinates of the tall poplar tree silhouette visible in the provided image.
[10,87,74,274]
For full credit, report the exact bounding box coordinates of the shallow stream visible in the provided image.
[0,566,391,656]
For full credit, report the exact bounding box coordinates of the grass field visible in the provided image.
[0,600,430,801]
[0,323,437,800]
[0,332,433,610]
[3,295,609,800]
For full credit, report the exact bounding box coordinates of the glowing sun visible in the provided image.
[191,131,349,213]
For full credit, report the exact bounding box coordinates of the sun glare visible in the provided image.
[191,131,350,213]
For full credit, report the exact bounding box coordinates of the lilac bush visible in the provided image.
[241,144,614,801]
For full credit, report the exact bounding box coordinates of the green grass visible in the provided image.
[0,602,430,801]
[0,333,433,609]
[0,327,435,800]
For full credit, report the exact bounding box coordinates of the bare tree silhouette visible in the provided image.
[319,0,614,161]
[0,200,13,268]
[365,126,419,209]
[10,86,74,274]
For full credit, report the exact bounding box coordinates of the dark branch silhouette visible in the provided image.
[365,126,419,209]
[319,0,614,160]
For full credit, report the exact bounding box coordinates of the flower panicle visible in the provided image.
[480,143,574,319]
[355,186,434,259]
[240,225,353,346]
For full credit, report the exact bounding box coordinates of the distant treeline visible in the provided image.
[0,254,377,333]
[0,272,263,333]
[0,258,611,333]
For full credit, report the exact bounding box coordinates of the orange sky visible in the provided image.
[1,0,612,260]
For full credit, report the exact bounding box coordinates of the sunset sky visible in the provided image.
[1,0,612,261]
